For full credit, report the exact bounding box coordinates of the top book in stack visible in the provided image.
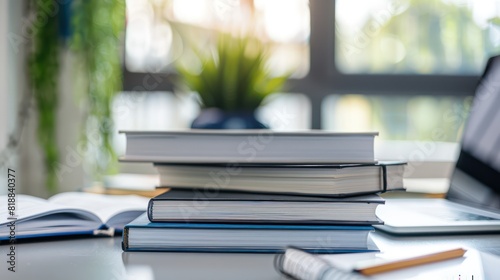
[120,130,378,164]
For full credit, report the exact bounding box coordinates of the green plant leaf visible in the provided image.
[29,0,61,194]
[70,0,125,180]
[175,31,290,112]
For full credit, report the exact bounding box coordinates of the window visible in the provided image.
[335,0,500,75]
[322,94,472,141]
[124,0,310,77]
[306,0,500,135]
[119,0,499,136]
[120,0,312,132]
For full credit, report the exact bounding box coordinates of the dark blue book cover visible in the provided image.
[122,214,378,253]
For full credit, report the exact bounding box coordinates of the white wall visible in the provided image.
[0,0,8,151]
[54,50,87,194]
[0,0,22,196]
[17,52,88,197]
[0,0,8,195]
[10,0,48,197]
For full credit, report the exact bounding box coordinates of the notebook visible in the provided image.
[148,188,385,225]
[375,55,500,234]
[276,247,499,279]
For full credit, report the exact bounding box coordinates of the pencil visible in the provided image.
[355,248,467,276]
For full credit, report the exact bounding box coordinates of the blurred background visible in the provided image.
[1,0,500,196]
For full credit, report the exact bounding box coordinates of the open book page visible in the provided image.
[0,195,103,238]
[48,192,149,226]
[0,195,82,225]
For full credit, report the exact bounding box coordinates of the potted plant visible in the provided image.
[176,32,290,129]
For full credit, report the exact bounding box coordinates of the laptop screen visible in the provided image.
[447,56,500,212]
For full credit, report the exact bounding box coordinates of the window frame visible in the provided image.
[308,0,480,96]
[122,0,482,129]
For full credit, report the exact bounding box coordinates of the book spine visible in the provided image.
[122,227,129,251]
[381,165,388,192]
[147,199,154,222]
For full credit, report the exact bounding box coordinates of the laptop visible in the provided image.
[376,56,500,234]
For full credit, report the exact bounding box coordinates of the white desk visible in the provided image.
[2,231,500,280]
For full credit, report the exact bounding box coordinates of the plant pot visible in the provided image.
[191,108,267,129]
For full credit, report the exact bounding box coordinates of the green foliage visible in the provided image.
[71,0,125,178]
[337,0,500,74]
[176,33,289,111]
[28,0,124,193]
[490,17,500,26]
[29,0,60,194]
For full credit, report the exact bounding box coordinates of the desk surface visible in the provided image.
[2,231,500,280]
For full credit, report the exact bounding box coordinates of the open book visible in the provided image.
[0,192,150,240]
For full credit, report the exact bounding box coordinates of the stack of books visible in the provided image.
[120,130,405,253]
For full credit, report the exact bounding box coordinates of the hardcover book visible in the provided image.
[154,162,406,196]
[120,130,378,164]
[148,189,385,225]
[122,214,377,253]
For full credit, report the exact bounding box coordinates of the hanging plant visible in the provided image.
[27,0,125,193]
[71,0,125,179]
[29,0,61,194]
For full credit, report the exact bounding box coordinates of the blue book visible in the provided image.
[122,214,377,253]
